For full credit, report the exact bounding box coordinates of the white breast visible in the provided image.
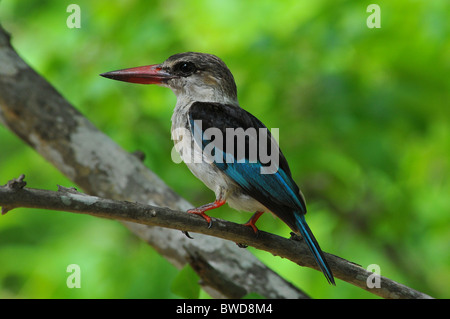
[170,101,268,214]
[171,103,229,198]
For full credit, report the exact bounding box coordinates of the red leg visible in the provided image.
[187,199,226,228]
[243,211,264,234]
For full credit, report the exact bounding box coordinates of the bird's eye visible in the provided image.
[175,61,197,76]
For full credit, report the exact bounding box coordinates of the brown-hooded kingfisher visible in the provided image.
[101,52,335,285]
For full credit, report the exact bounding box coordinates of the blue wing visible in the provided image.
[188,102,335,285]
[188,102,305,230]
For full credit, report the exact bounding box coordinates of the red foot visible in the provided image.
[243,211,264,234]
[187,199,226,228]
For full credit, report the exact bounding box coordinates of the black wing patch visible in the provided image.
[187,102,306,224]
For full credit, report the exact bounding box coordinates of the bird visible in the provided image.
[100,52,335,285]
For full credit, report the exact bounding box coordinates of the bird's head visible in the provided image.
[101,52,238,105]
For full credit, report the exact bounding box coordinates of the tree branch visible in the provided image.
[0,175,433,299]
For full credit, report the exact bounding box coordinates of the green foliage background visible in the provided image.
[0,0,448,298]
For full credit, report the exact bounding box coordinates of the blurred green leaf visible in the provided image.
[242,292,265,299]
[170,265,200,299]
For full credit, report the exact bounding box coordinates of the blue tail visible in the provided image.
[295,213,335,285]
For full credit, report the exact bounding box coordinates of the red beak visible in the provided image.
[100,64,173,85]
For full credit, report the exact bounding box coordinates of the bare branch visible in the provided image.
[0,177,433,299]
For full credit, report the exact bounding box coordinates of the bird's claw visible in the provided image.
[183,231,194,239]
[243,223,260,237]
[242,211,263,237]
[187,209,213,228]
